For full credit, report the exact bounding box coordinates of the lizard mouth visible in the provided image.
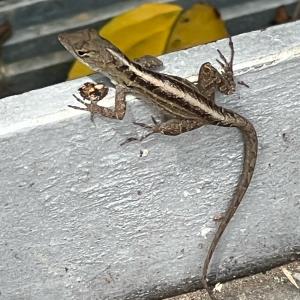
[58,33,66,43]
[57,33,75,55]
[58,33,69,46]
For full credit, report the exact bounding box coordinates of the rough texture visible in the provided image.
[167,261,300,300]
[1,22,300,299]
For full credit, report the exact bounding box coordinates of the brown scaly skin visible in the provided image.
[59,29,258,299]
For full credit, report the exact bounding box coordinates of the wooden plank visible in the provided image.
[0,21,299,299]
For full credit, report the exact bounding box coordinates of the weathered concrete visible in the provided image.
[0,21,300,299]
[167,261,300,300]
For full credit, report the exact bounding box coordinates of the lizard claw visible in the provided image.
[133,116,160,140]
[216,36,234,72]
[73,94,87,105]
[69,94,91,111]
[120,137,139,146]
[69,82,110,115]
[151,116,159,125]
[68,102,96,124]
[214,37,236,95]
[68,104,88,111]
[69,94,93,113]
[120,131,155,146]
[133,116,159,129]
[121,116,159,146]
[133,121,153,129]
[217,49,229,67]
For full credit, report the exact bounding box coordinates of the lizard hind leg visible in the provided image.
[197,37,236,100]
[134,117,205,137]
[121,117,205,146]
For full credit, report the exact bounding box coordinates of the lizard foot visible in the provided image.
[216,36,234,71]
[133,116,160,136]
[68,82,109,122]
[215,37,236,95]
[120,117,159,146]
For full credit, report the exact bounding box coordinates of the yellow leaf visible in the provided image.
[68,3,182,80]
[101,3,182,58]
[166,3,228,52]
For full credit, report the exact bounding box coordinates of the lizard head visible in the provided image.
[58,28,131,77]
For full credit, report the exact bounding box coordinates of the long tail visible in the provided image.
[201,118,258,300]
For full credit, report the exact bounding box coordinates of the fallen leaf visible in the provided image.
[281,267,299,289]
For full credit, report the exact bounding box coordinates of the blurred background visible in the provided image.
[0,0,299,98]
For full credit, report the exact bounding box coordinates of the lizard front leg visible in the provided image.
[69,84,127,120]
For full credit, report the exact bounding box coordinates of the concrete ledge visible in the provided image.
[1,21,300,299]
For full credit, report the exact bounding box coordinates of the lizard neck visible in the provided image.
[101,48,140,86]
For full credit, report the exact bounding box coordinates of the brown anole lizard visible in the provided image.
[58,28,258,300]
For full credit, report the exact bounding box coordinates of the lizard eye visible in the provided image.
[77,50,90,57]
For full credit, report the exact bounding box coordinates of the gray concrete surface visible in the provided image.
[1,21,300,299]
[167,261,300,299]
